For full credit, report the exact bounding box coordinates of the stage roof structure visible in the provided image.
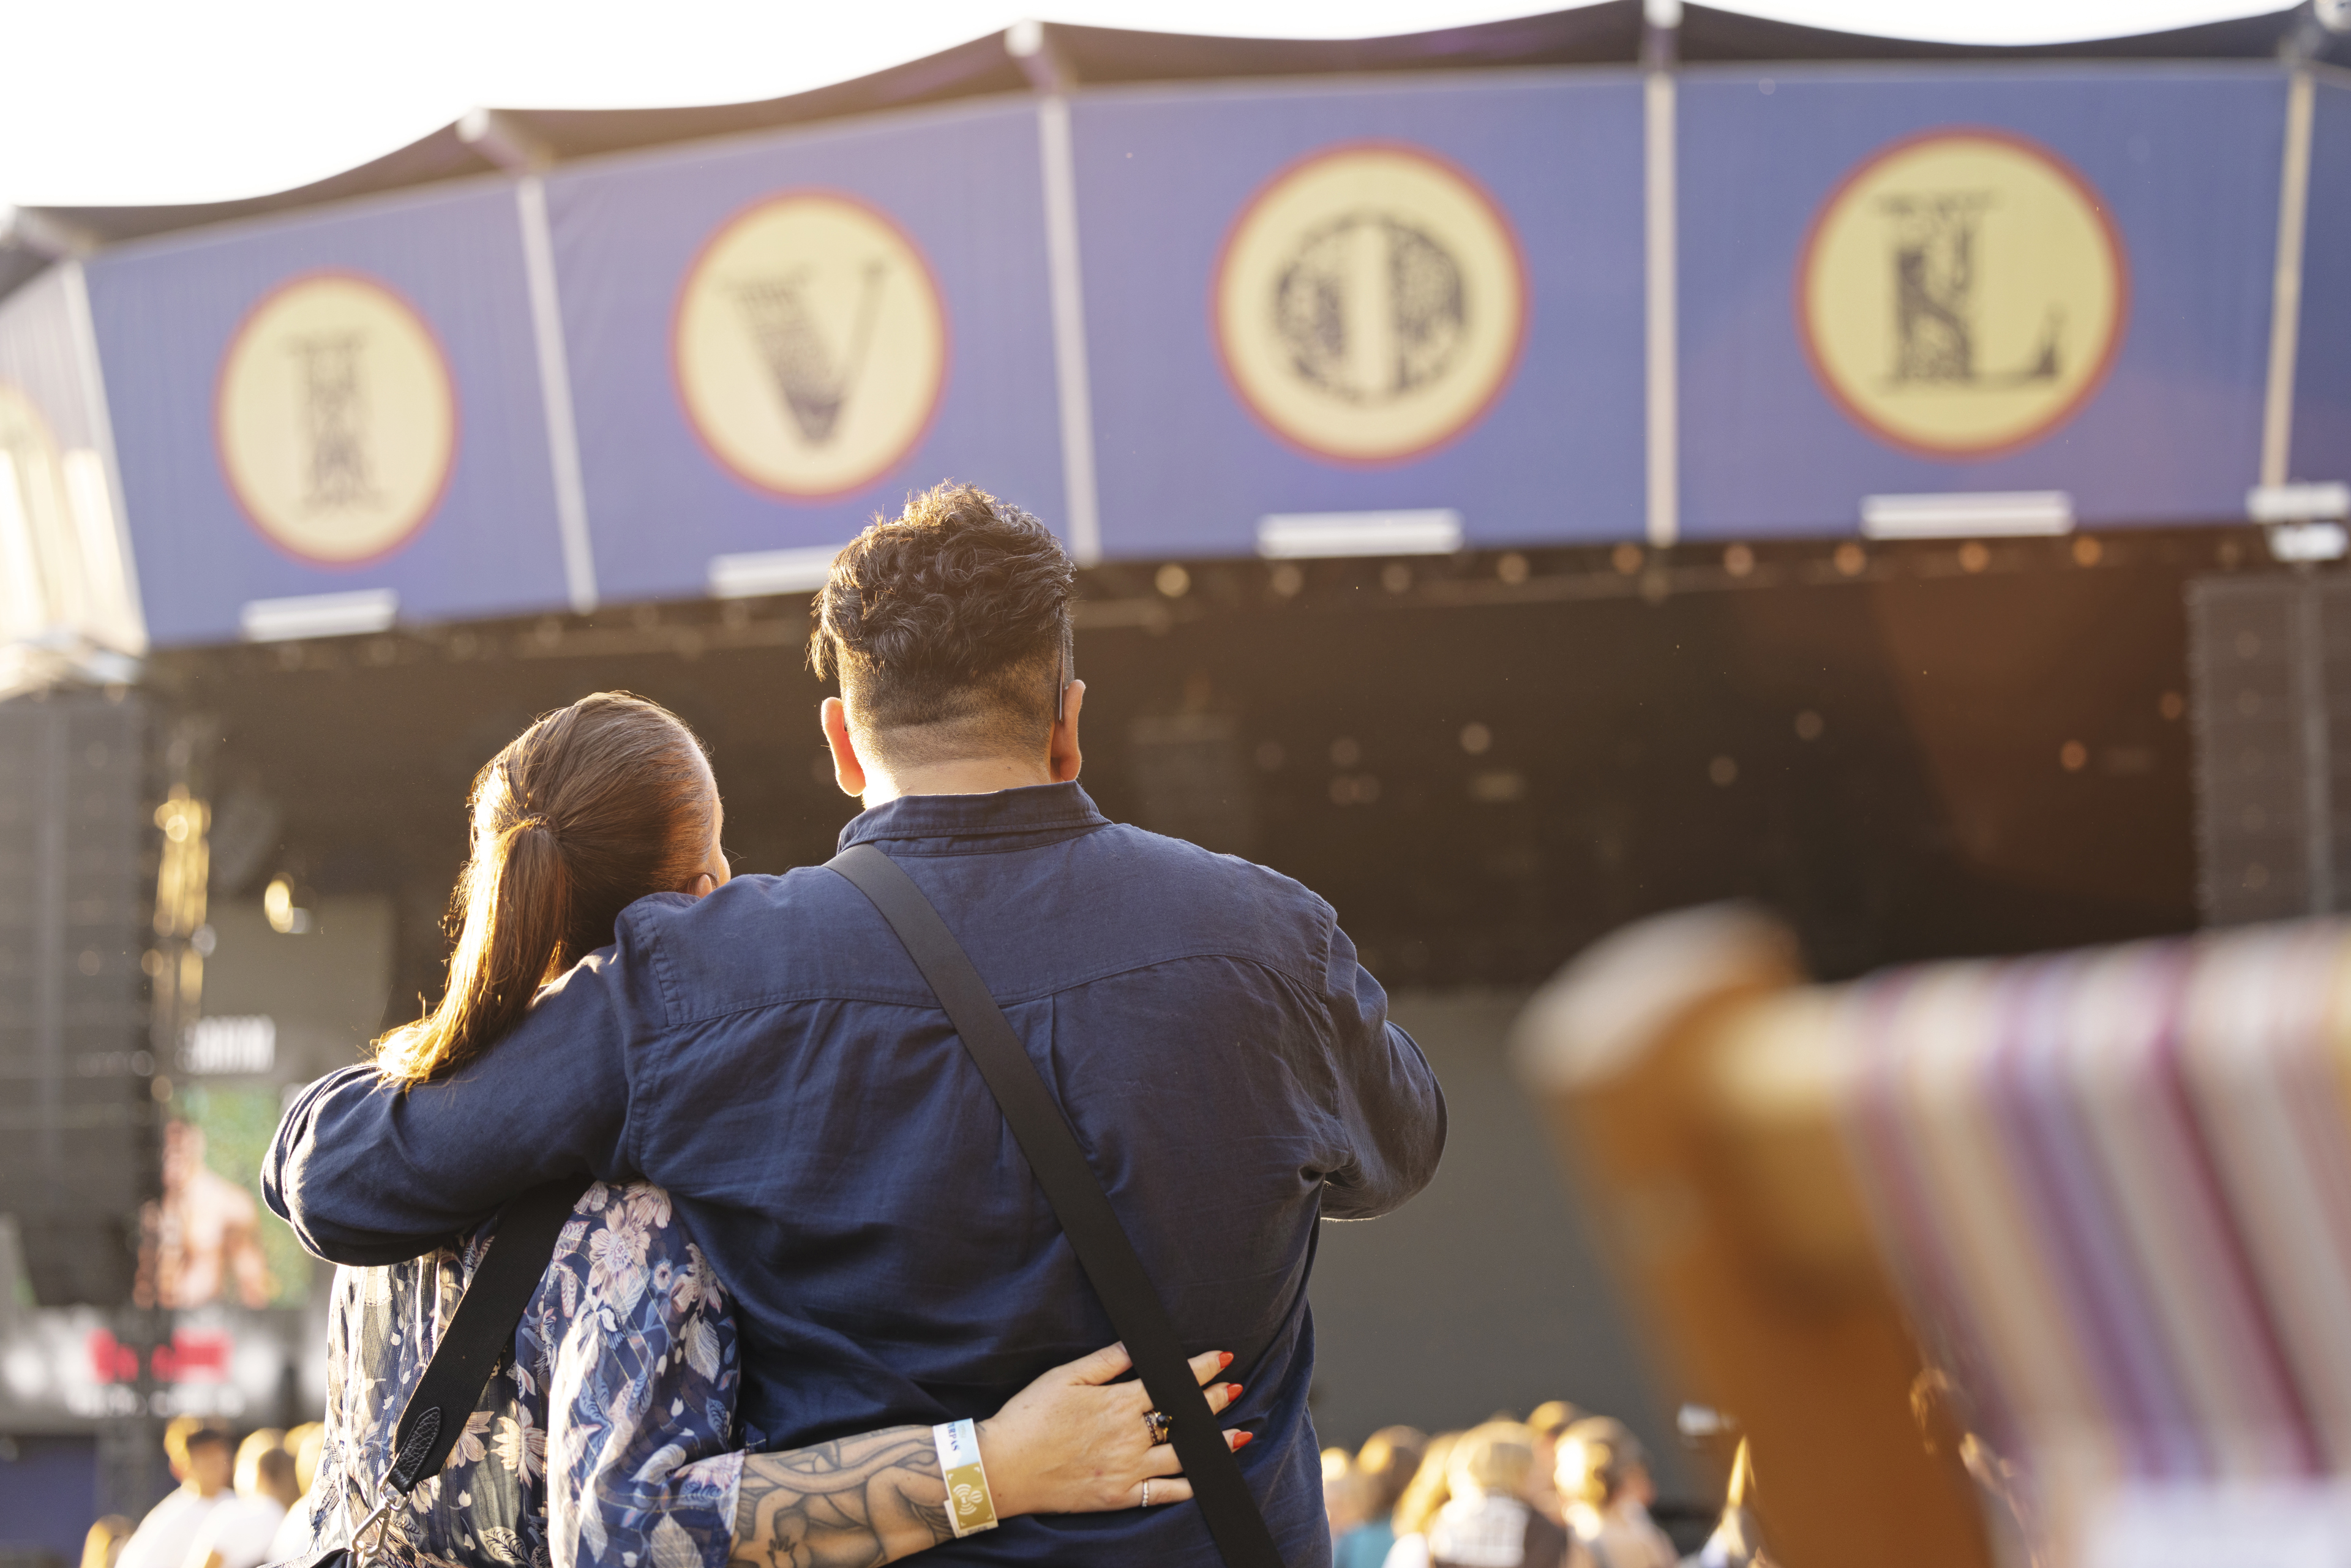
[2,1,2341,288]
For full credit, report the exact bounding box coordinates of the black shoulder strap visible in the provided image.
[827,842,1286,1568]
[384,1176,591,1493]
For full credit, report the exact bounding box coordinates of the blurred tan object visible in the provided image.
[1519,908,2351,1566]
[1512,905,1991,1568]
[1393,1430,1465,1537]
[1557,1415,1678,1568]
[1324,1446,1370,1537]
[80,1516,132,1568]
[1449,1420,1539,1497]
[284,1420,324,1496]
[1526,1401,1581,1442]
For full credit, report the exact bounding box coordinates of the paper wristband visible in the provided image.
[934,1417,999,1537]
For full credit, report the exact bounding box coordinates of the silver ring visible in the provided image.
[1144,1409,1173,1446]
[1142,1479,1152,1507]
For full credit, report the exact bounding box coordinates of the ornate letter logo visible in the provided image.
[1799,130,2128,458]
[216,273,456,565]
[673,192,948,500]
[1216,144,1526,465]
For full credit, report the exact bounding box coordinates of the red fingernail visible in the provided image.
[1219,1352,1234,1370]
[1234,1431,1254,1449]
[1227,1384,1244,1401]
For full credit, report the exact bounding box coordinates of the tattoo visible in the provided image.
[729,1425,953,1568]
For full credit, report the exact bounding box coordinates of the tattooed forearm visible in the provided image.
[729,1425,956,1568]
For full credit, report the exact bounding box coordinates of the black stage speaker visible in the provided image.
[0,691,159,1307]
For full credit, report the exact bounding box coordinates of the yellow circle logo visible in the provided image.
[216,272,456,565]
[1799,130,2128,458]
[674,192,948,500]
[1216,143,1526,465]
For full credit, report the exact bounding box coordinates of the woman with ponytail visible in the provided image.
[372,692,726,1089]
[284,694,1249,1568]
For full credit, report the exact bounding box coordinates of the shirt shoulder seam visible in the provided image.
[661,944,1325,1029]
[844,819,1108,857]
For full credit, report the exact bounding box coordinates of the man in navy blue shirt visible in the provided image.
[266,483,1445,1565]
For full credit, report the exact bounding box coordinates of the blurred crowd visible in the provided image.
[81,1416,321,1568]
[1322,1405,1768,1568]
[78,1398,1777,1568]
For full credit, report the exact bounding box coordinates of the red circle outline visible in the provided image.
[212,268,459,571]
[669,187,953,505]
[1210,139,1532,470]
[1793,126,2131,462]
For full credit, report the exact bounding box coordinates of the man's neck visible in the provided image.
[860,754,1054,809]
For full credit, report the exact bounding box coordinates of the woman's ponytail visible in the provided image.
[373,696,713,1087]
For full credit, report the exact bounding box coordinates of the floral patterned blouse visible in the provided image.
[289,1182,748,1568]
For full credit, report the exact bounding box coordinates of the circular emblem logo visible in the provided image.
[1215,144,1526,464]
[674,192,948,500]
[216,272,456,565]
[1799,130,2128,459]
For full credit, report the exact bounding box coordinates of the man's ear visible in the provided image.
[1048,679,1084,783]
[822,697,868,797]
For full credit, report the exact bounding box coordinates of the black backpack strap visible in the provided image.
[828,842,1286,1568]
[384,1176,591,1493]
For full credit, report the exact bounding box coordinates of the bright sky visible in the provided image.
[0,0,2273,209]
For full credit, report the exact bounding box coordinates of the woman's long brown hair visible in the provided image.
[373,692,714,1086]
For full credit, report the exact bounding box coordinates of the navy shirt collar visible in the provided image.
[836,781,1110,855]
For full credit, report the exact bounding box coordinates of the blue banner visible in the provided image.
[1677,66,2289,537]
[2292,78,2351,489]
[53,60,2341,650]
[545,98,1066,604]
[85,182,572,645]
[1073,74,1646,560]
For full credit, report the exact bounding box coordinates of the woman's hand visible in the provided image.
[977,1342,1250,1518]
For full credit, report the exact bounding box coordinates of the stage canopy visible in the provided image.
[2,2,2345,649]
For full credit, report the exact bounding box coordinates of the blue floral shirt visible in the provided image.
[291,1182,745,1567]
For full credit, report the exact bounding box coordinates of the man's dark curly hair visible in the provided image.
[810,482,1075,767]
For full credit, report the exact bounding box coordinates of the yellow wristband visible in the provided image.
[934,1418,999,1537]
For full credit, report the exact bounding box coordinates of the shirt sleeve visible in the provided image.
[542,1185,743,1568]
[1316,911,1448,1221]
[263,937,656,1266]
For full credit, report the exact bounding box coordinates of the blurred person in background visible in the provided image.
[1385,1421,1572,1568]
[114,1424,230,1568]
[230,1430,282,1495]
[1326,1447,1371,1540]
[1524,1402,1581,1526]
[1528,1403,1581,1438]
[283,1421,323,1496]
[1390,1431,1462,1550]
[261,1424,326,1563]
[1337,1424,1427,1568]
[1688,1440,1771,1568]
[186,1437,299,1568]
[1556,1417,1674,1568]
[146,1120,274,1310]
[78,1517,132,1568]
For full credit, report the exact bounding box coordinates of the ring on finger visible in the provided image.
[1144,1409,1173,1446]
[1142,1479,1152,1507]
